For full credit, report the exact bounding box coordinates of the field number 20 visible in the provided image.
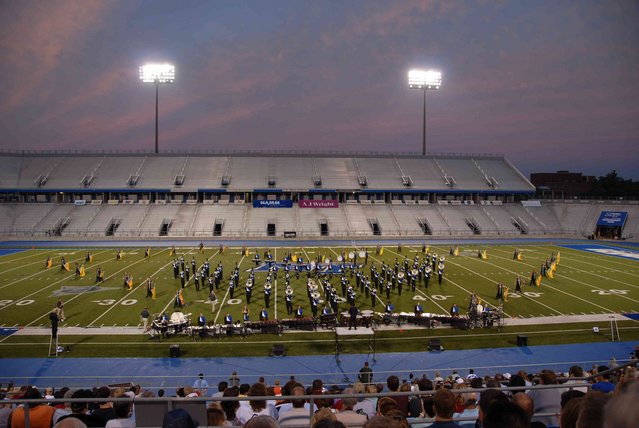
[590,289,628,296]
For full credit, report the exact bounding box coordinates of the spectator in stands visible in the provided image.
[235,383,278,424]
[211,381,228,400]
[512,392,545,428]
[206,407,228,427]
[560,390,585,410]
[477,389,508,428]
[603,380,639,428]
[277,386,311,426]
[57,389,106,427]
[162,408,197,428]
[335,387,368,426]
[90,387,116,425]
[9,387,56,428]
[363,416,402,428]
[428,388,461,427]
[310,408,338,428]
[452,392,478,427]
[104,400,134,428]
[221,387,240,425]
[559,396,583,428]
[385,409,409,428]
[574,392,609,428]
[352,382,376,420]
[526,370,565,427]
[591,366,615,393]
[376,397,398,416]
[565,366,588,393]
[408,378,433,418]
[482,400,528,428]
[386,375,408,415]
[243,415,279,428]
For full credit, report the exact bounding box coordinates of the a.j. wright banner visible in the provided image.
[299,200,339,208]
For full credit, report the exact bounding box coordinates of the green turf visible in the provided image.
[0,243,638,357]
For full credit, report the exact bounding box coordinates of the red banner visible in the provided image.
[298,199,339,208]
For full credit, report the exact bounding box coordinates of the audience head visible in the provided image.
[387,375,400,392]
[376,396,398,416]
[561,389,586,408]
[433,388,455,420]
[70,389,93,413]
[603,380,639,428]
[560,396,584,428]
[511,392,534,421]
[483,400,529,428]
[248,382,268,411]
[244,415,279,428]
[362,416,402,428]
[290,385,306,408]
[478,389,508,423]
[576,392,610,428]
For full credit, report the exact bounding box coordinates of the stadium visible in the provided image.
[1,1,638,427]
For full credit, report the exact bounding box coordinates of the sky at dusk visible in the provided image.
[0,0,637,179]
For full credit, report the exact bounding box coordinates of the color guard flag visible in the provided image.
[547,269,554,279]
[79,265,86,277]
[127,277,133,289]
[63,262,70,271]
[46,259,52,269]
[89,255,93,263]
[556,252,561,264]
[481,250,488,260]
[152,286,156,300]
[179,291,184,306]
[453,247,460,257]
[292,254,298,263]
[244,248,249,257]
[504,287,509,302]
[517,252,523,261]
[379,247,384,255]
[551,262,557,273]
[535,276,542,287]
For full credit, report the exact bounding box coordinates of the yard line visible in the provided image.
[0,249,112,291]
[0,255,66,275]
[475,250,619,314]
[425,246,564,316]
[552,246,639,269]
[212,254,247,324]
[88,248,178,326]
[383,248,511,317]
[490,246,639,305]
[26,248,172,328]
[0,250,49,264]
[525,246,639,288]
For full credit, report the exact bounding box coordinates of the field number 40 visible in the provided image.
[590,289,628,296]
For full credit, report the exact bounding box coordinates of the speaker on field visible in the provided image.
[169,344,181,358]
[516,335,528,347]
[270,344,286,357]
[428,339,442,351]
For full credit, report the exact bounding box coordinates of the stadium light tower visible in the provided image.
[139,63,175,154]
[408,69,441,156]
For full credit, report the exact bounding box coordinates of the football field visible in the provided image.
[0,242,638,331]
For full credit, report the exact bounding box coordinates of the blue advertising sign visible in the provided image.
[253,199,293,208]
[596,211,628,227]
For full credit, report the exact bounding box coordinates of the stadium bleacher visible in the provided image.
[0,151,636,240]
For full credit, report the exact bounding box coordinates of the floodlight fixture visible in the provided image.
[139,63,175,154]
[408,69,442,155]
[139,63,175,83]
[408,69,441,90]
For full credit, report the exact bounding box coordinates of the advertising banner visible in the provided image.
[253,199,293,208]
[298,199,339,208]
[596,211,628,227]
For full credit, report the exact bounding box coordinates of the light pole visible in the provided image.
[408,69,441,156]
[139,63,175,154]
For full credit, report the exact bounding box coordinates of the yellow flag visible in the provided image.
[89,255,93,263]
[453,247,460,257]
[46,259,52,269]
[517,253,523,261]
[245,248,249,257]
[152,286,156,300]
[556,252,561,264]
[504,287,509,302]
[127,277,133,289]
[481,250,488,260]
[551,262,557,273]
[292,254,298,262]
[535,276,541,287]
[79,265,86,277]
[379,247,384,255]
[547,268,554,279]
[64,262,70,271]
[179,291,184,306]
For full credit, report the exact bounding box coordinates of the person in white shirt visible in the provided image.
[193,373,209,396]
[235,383,278,425]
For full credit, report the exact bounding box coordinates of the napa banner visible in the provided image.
[253,199,293,208]
[299,200,339,208]
[596,211,628,227]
